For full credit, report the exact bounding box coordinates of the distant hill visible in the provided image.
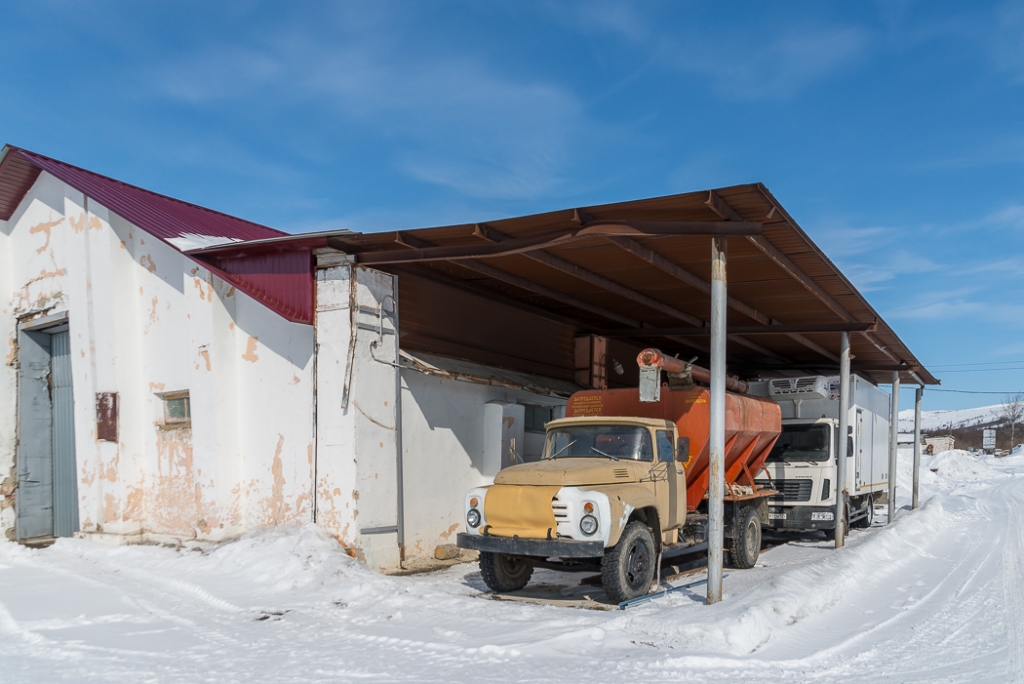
[898,402,1021,450]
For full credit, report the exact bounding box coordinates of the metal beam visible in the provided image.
[888,372,901,524]
[474,224,704,327]
[598,322,878,337]
[707,235,727,605]
[609,232,839,363]
[356,221,762,266]
[473,224,783,362]
[722,189,913,373]
[835,331,851,548]
[392,233,710,356]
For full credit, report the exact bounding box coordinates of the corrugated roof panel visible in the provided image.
[5,146,285,245]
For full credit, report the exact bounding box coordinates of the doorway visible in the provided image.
[16,314,79,541]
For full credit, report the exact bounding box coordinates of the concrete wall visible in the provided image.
[0,171,315,544]
[399,368,565,561]
[313,257,403,569]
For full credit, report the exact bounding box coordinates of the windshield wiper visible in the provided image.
[547,439,577,460]
[590,446,620,461]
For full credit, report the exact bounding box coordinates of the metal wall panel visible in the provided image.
[15,330,53,540]
[50,331,79,538]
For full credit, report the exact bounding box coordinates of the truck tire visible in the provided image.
[479,552,534,593]
[602,520,657,603]
[852,494,873,529]
[727,506,761,569]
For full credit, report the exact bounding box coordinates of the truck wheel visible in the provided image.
[727,506,761,569]
[479,552,533,593]
[852,494,873,529]
[601,520,657,603]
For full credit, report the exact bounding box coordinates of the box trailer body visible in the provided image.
[746,375,890,533]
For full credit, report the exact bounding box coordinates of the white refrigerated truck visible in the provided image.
[747,375,891,536]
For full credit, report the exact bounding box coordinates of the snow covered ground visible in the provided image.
[3,452,1024,683]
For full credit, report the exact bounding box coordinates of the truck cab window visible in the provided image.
[656,430,674,463]
[767,423,831,463]
[545,425,654,461]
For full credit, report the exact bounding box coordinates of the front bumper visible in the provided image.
[764,505,836,531]
[456,533,604,558]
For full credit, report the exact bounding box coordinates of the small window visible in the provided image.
[159,391,191,427]
[524,405,553,433]
[656,430,675,463]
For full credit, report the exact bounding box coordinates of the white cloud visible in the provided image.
[151,18,592,201]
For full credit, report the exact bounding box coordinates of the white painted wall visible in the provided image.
[0,171,315,544]
[399,369,565,560]
[313,257,402,570]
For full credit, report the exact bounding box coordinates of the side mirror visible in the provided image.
[676,436,690,463]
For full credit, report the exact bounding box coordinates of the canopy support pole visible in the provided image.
[707,236,727,605]
[835,331,851,548]
[913,386,923,509]
[888,372,901,523]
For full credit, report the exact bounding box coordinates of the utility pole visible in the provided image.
[912,386,923,510]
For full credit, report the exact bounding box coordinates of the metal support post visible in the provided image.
[707,236,727,605]
[887,371,901,523]
[912,386,923,510]
[834,331,851,548]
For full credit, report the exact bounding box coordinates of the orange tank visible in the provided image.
[565,387,781,512]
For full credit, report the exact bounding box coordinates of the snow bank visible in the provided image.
[626,496,952,656]
[921,449,997,479]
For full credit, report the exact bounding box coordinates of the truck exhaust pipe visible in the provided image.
[637,348,748,402]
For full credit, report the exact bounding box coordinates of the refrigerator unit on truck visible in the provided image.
[747,375,891,536]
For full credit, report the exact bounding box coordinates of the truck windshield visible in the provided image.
[768,423,831,463]
[545,425,654,461]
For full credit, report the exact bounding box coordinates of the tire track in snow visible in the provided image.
[47,549,252,652]
[1002,483,1024,683]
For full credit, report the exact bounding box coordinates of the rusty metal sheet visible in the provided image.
[96,392,118,443]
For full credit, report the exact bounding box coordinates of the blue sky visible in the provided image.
[2,1,1023,411]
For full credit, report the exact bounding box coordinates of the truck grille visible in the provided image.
[756,479,813,502]
[552,497,569,522]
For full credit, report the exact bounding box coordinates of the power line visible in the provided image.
[928,360,1024,368]
[926,388,1023,395]
[936,367,1024,373]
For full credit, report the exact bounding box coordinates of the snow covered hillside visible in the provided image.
[898,402,1009,433]
[3,452,1023,683]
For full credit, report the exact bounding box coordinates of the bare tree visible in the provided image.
[1000,393,1024,449]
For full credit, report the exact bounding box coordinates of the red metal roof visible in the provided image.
[0,146,286,244]
[0,145,312,324]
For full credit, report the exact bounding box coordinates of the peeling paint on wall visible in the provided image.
[140,254,156,273]
[28,217,62,254]
[242,336,259,363]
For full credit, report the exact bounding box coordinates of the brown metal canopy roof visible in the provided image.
[192,183,938,387]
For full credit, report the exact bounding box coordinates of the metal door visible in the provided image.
[50,331,79,537]
[856,410,864,488]
[16,330,54,540]
[15,326,79,540]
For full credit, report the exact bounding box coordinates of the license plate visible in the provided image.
[768,512,787,520]
[811,512,834,521]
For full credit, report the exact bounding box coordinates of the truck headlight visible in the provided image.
[467,508,481,528]
[580,515,598,536]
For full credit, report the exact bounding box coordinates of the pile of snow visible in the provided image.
[921,449,998,479]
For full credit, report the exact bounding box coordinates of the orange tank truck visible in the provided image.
[565,386,781,513]
[457,349,782,605]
